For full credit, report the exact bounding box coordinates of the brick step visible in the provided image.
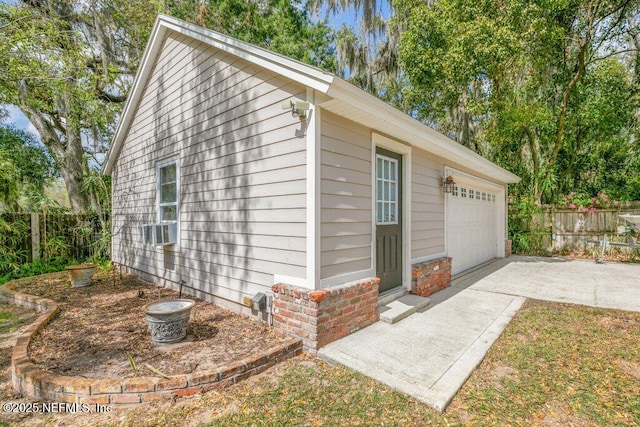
[378,294,431,324]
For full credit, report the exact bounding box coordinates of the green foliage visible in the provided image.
[0,126,56,213]
[557,191,611,212]
[0,257,69,285]
[0,215,29,273]
[0,0,160,213]
[508,197,549,255]
[0,212,108,281]
[396,0,640,203]
[0,311,16,322]
[169,0,336,72]
[127,354,138,376]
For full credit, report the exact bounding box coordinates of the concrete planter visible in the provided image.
[65,264,96,288]
[145,299,195,344]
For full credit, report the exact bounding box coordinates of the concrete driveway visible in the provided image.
[318,256,640,411]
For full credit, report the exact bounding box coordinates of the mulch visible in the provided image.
[6,270,290,379]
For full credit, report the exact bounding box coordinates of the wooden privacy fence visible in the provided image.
[530,202,640,252]
[0,213,106,265]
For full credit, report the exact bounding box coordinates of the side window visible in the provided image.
[158,160,178,223]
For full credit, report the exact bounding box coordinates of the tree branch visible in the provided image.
[97,91,126,103]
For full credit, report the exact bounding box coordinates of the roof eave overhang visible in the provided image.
[326,79,520,184]
[103,15,519,185]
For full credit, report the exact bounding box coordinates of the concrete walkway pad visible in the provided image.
[319,256,640,412]
[319,288,525,411]
[458,256,640,312]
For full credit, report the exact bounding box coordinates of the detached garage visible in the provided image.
[446,171,505,275]
[104,15,519,353]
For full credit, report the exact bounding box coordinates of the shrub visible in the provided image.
[0,257,70,285]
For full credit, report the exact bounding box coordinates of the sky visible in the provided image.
[1,1,392,141]
[2,105,39,137]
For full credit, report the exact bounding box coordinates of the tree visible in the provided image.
[397,0,640,203]
[311,0,408,106]
[0,0,337,217]
[0,126,57,212]
[0,0,159,215]
[177,0,337,72]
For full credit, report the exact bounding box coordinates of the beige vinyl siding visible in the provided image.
[411,148,445,259]
[319,111,372,280]
[111,31,307,305]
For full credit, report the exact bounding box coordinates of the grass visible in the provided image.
[451,300,640,425]
[101,300,640,427]
[0,304,35,335]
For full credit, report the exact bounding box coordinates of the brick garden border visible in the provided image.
[0,276,302,405]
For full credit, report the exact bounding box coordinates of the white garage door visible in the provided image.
[447,184,498,275]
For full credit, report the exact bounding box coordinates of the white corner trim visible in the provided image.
[306,88,321,289]
[319,269,375,289]
[371,133,412,291]
[411,252,448,265]
[274,274,310,289]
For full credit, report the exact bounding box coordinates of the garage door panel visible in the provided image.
[447,183,498,275]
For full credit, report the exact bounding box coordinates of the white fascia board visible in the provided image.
[327,78,520,185]
[103,17,168,175]
[103,14,334,175]
[157,15,334,93]
[446,167,505,191]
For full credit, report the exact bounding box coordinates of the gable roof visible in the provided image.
[103,14,519,184]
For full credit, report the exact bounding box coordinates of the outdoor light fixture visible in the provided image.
[441,172,455,193]
[281,100,310,119]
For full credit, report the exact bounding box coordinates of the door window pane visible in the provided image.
[376,155,399,224]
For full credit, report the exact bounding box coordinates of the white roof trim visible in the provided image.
[103,14,519,184]
[103,14,334,175]
[328,79,519,183]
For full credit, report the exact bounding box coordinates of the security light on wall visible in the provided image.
[281,100,310,119]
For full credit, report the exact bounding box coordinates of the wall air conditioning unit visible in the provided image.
[142,222,178,246]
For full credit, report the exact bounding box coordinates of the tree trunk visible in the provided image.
[17,86,91,214]
[58,157,90,214]
[523,125,541,204]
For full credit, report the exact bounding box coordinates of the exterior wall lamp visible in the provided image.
[441,172,456,194]
[281,100,310,119]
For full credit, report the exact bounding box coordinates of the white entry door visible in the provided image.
[447,184,498,275]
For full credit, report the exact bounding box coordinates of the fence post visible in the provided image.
[31,213,40,261]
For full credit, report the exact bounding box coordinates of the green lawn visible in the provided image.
[109,300,640,427]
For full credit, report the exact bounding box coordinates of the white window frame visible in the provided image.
[157,159,179,225]
[376,154,399,225]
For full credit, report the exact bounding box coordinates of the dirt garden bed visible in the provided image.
[5,270,291,379]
